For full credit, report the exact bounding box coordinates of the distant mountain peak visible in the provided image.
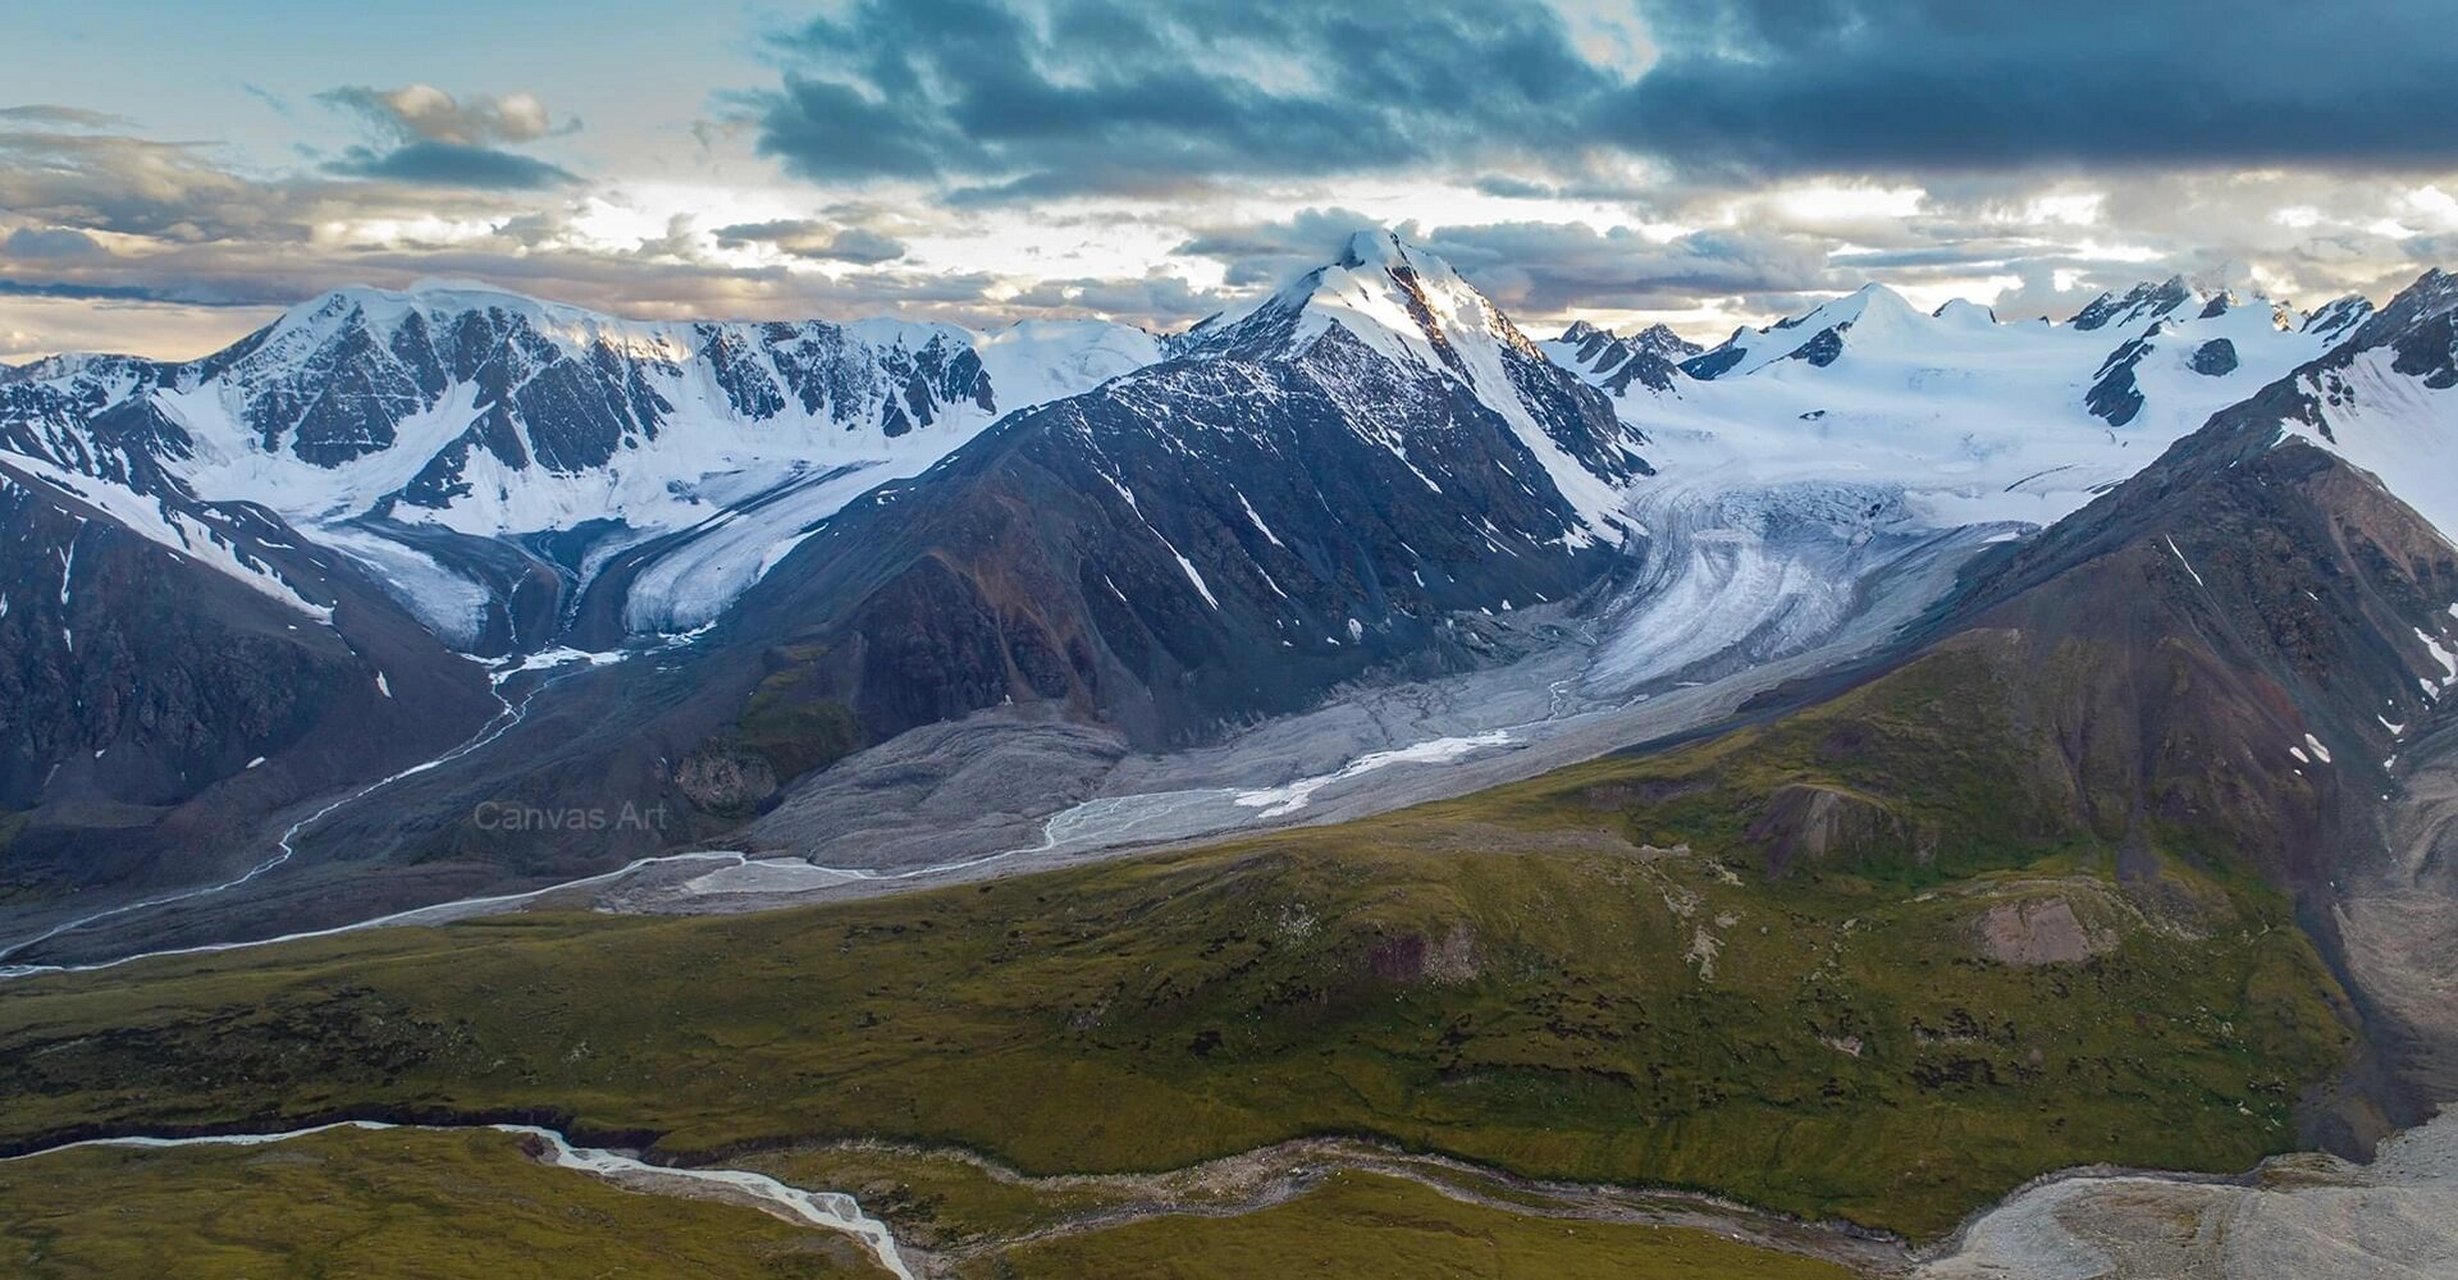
[1543,320,1699,397]
[2392,266,2458,317]
[1188,228,1539,372]
[2068,275,2224,333]
[2302,294,2378,344]
[2323,267,2458,387]
[1166,228,1648,539]
[1676,281,1929,380]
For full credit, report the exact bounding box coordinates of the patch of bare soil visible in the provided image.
[1973,896,2115,967]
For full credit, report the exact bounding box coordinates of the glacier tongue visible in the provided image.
[1552,272,2350,694]
[1584,480,1946,693]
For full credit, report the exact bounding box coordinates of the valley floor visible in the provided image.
[5,1073,2448,1277]
[0,500,2000,976]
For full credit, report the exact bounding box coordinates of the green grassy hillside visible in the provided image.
[0,1127,891,1279]
[959,1170,1857,1279]
[0,636,2353,1242]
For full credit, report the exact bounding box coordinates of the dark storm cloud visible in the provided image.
[0,278,172,302]
[742,0,2458,198]
[317,85,576,190]
[745,0,1616,199]
[1827,242,2039,271]
[1603,0,2458,175]
[1174,208,1391,285]
[326,140,577,190]
[1416,221,1838,313]
[1176,210,1835,314]
[2,227,109,260]
[713,219,908,264]
[1004,271,1230,325]
[1472,174,1561,201]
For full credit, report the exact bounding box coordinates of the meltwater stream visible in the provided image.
[0,643,653,976]
[669,730,1525,899]
[0,727,1531,981]
[0,1120,916,1279]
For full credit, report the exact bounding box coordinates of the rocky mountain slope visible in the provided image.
[0,285,1161,652]
[724,230,1651,750]
[0,288,1157,929]
[4,233,2454,986]
[1750,267,2458,1143]
[0,448,498,913]
[131,232,1666,907]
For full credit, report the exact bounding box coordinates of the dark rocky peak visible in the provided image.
[2346,268,2458,390]
[1681,344,1748,380]
[2345,268,2458,344]
[1630,322,1705,362]
[0,354,192,496]
[1165,232,1649,494]
[2302,295,2378,345]
[696,319,995,434]
[1550,321,1690,395]
[2086,331,2158,426]
[1788,327,1846,366]
[2190,337,2240,376]
[1557,321,1626,368]
[0,384,185,498]
[191,285,669,471]
[1676,325,1755,379]
[1556,320,1698,362]
[2069,275,2199,332]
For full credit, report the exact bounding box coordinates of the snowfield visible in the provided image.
[1541,277,2349,691]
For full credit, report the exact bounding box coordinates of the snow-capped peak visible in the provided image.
[2066,275,2235,335]
[3,279,1170,645]
[285,279,606,333]
[1172,229,1646,543]
[1818,283,1927,332]
[1543,320,1700,398]
[1187,228,1550,384]
[2303,294,2378,345]
[1932,298,2000,327]
[2270,268,2458,547]
[1680,282,1927,380]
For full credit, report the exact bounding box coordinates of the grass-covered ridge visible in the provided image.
[959,1169,1858,1279]
[0,1127,891,1279]
[0,634,2354,1240]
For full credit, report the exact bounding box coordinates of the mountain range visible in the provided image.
[1,231,2450,998]
[9,228,2458,1278]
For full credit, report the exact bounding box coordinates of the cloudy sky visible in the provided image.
[5,0,2457,360]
